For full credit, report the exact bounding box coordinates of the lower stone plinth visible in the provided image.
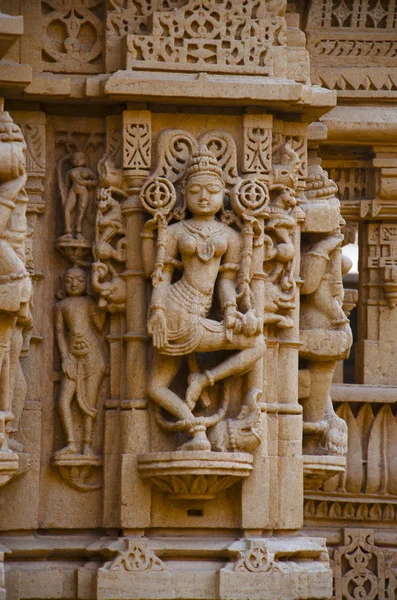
[94,536,332,600]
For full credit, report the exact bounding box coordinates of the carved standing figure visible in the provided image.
[58,151,97,241]
[300,165,352,456]
[55,266,106,457]
[141,146,266,451]
[0,111,32,448]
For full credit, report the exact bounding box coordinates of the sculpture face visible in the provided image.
[71,152,86,168]
[185,173,224,216]
[64,268,86,296]
[96,188,112,213]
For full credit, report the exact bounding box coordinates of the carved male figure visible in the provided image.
[59,151,97,241]
[55,266,106,457]
[300,165,352,455]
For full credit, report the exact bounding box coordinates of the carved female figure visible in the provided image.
[141,146,266,451]
[58,151,97,241]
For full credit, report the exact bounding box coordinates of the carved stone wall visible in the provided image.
[0,2,395,600]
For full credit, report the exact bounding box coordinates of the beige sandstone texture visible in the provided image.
[0,1,395,599]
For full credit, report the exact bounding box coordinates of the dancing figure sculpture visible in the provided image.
[141,145,267,451]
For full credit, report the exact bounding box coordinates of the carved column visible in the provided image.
[240,113,272,530]
[120,109,152,530]
[356,147,397,385]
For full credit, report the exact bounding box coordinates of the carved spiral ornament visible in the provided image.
[231,178,270,218]
[140,176,177,216]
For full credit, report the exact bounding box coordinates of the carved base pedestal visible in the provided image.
[53,454,102,492]
[137,451,253,500]
[0,450,19,488]
[93,535,332,600]
[303,455,346,491]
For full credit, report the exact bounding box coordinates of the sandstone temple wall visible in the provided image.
[0,1,395,599]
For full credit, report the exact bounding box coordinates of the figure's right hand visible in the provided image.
[62,356,76,380]
[148,309,168,349]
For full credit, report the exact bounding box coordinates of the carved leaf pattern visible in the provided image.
[124,123,151,170]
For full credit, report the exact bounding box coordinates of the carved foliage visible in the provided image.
[123,123,151,171]
[243,126,272,176]
[326,403,397,497]
[234,542,276,573]
[42,0,104,73]
[152,129,239,194]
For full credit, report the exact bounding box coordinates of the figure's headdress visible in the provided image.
[186,144,223,182]
[0,111,25,144]
[305,165,338,201]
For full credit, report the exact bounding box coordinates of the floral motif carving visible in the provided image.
[234,542,275,573]
[334,529,385,600]
[243,126,272,176]
[41,0,104,73]
[123,123,151,171]
[104,540,165,572]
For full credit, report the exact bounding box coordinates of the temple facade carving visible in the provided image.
[0,2,396,599]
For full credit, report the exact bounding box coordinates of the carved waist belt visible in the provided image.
[167,278,212,317]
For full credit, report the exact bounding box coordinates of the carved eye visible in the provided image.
[188,185,201,194]
[207,185,222,194]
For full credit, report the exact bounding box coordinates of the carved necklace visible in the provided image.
[183,221,224,262]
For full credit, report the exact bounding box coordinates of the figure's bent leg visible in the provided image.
[186,335,266,406]
[56,378,78,454]
[82,369,105,455]
[148,353,210,450]
[147,353,191,421]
